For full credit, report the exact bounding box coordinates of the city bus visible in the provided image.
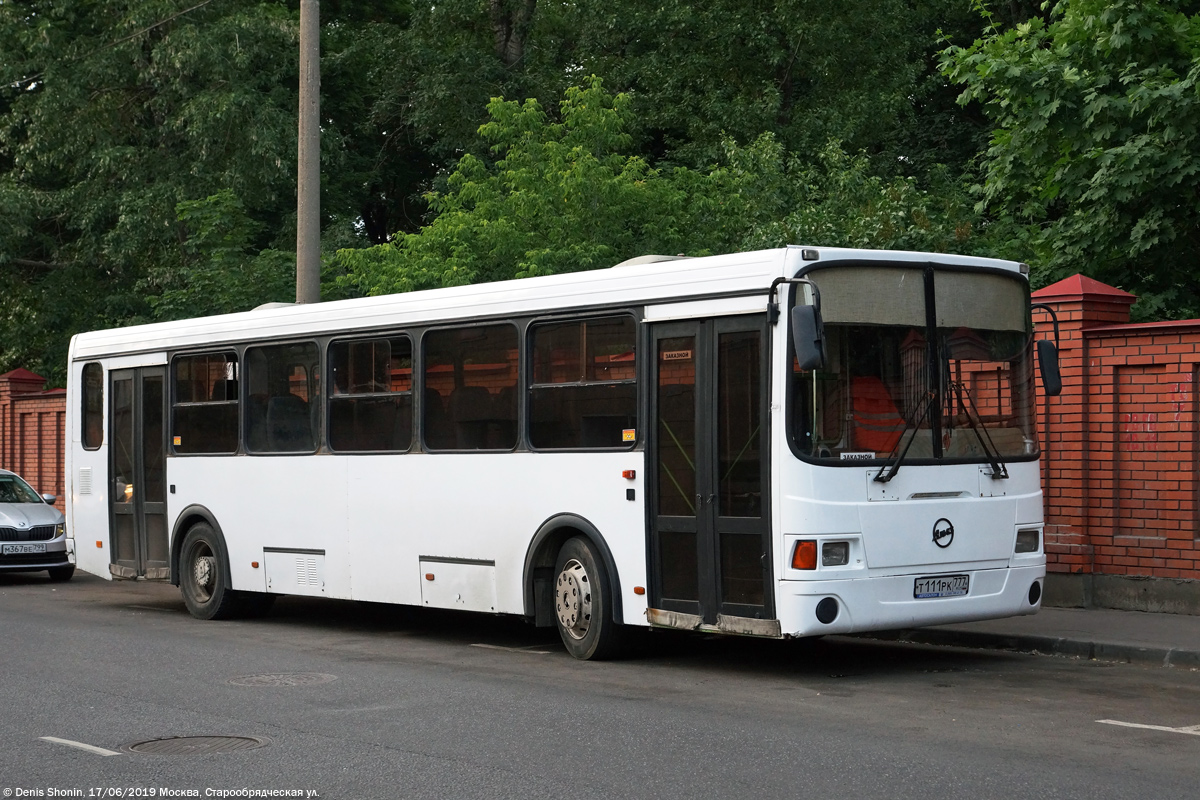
[64,246,1058,659]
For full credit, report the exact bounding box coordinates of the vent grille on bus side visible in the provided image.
[79,467,93,495]
[296,557,319,586]
[0,525,58,541]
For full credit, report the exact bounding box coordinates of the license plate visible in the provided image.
[914,574,969,599]
[2,543,47,555]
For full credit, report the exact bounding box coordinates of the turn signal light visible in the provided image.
[96,541,103,548]
[251,561,259,569]
[622,470,636,479]
[791,540,817,570]
[634,586,645,595]
[424,573,435,581]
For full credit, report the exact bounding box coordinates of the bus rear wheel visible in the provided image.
[553,536,622,660]
[179,522,242,620]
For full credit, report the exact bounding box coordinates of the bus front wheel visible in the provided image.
[179,522,241,620]
[553,536,622,660]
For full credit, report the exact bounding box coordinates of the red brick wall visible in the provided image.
[0,369,66,512]
[1033,276,1200,581]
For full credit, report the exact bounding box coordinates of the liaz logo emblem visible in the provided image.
[932,518,955,549]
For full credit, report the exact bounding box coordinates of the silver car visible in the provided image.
[0,469,73,581]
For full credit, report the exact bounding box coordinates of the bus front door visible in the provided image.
[109,367,169,580]
[649,316,773,627]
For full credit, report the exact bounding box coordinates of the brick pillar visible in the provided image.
[1032,276,1137,576]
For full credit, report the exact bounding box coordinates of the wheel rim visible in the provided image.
[189,542,217,604]
[555,558,592,640]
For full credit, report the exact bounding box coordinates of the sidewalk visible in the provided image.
[857,606,1200,667]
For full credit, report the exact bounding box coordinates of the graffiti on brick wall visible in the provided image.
[1118,412,1158,451]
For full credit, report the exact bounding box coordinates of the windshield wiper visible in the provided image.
[948,382,1009,479]
[873,391,936,484]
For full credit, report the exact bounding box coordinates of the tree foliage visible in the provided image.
[7,0,1197,384]
[0,1,410,381]
[943,0,1200,317]
[339,79,1001,297]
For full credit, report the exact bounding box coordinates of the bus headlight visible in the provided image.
[1015,528,1040,553]
[821,541,850,566]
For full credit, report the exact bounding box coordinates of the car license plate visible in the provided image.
[2,543,46,555]
[914,574,969,599]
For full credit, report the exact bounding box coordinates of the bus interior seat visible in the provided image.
[209,378,237,402]
[577,385,636,447]
[450,385,491,449]
[329,397,355,449]
[246,394,269,451]
[423,387,452,449]
[488,386,517,448]
[266,394,313,451]
[392,395,414,449]
[356,395,397,450]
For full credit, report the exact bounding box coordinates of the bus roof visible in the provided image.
[68,246,1024,361]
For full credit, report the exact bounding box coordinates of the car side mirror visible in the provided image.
[41,493,57,504]
[791,304,826,371]
[1037,339,1062,397]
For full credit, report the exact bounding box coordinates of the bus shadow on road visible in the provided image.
[254,592,1019,680]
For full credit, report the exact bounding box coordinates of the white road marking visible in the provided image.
[470,643,551,655]
[1097,720,1200,737]
[39,736,122,756]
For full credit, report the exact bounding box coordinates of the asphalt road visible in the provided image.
[1,572,1197,800]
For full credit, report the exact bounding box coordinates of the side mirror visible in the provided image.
[791,305,826,371]
[41,493,57,504]
[1037,339,1062,397]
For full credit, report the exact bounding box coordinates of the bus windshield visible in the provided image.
[791,265,1038,464]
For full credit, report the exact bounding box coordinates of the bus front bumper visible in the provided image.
[776,564,1045,639]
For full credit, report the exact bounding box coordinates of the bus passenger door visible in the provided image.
[649,316,772,626]
[109,367,169,580]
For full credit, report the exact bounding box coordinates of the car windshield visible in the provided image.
[0,474,42,503]
[791,265,1038,464]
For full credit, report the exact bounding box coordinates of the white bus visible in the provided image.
[65,246,1058,659]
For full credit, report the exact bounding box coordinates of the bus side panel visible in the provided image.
[345,451,648,622]
[168,455,350,598]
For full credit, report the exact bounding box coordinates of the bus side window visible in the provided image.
[423,324,518,451]
[528,316,636,449]
[245,343,320,453]
[82,362,104,449]
[328,336,413,452]
[172,353,239,454]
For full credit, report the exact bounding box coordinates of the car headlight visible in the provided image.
[55,523,65,538]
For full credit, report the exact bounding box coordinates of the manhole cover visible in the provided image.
[126,736,269,755]
[228,672,337,687]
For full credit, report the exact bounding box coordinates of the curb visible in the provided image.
[855,628,1200,668]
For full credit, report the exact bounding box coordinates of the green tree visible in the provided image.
[942,0,1200,318]
[0,1,411,381]
[337,79,701,296]
[339,79,999,298]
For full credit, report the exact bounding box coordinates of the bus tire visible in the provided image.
[553,536,623,660]
[179,522,241,620]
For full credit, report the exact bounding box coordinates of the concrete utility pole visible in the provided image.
[296,0,320,304]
